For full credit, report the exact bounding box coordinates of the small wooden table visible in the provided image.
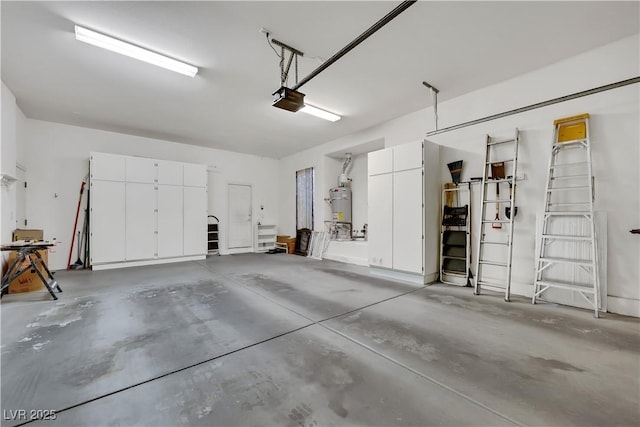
[1,242,62,300]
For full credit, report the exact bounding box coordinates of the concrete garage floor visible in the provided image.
[1,254,638,426]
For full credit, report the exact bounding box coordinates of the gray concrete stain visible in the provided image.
[528,356,585,372]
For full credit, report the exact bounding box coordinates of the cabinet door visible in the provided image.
[126,156,157,184]
[393,168,423,273]
[157,160,183,186]
[90,152,125,182]
[158,185,183,258]
[368,173,393,268]
[90,180,125,264]
[393,141,423,172]
[184,163,207,187]
[125,183,157,261]
[368,147,393,176]
[184,186,207,255]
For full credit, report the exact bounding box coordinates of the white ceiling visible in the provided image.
[2,1,638,158]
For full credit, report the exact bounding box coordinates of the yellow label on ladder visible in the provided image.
[554,113,590,143]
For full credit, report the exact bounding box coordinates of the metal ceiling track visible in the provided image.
[426,76,640,136]
[291,0,417,91]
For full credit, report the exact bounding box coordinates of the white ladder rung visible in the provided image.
[483,199,512,204]
[545,212,591,216]
[547,186,590,192]
[550,161,589,169]
[535,280,595,294]
[487,138,516,146]
[539,257,593,267]
[485,159,514,165]
[550,175,590,180]
[547,202,590,206]
[480,240,509,245]
[477,280,507,289]
[443,255,466,260]
[541,234,591,241]
[553,139,588,148]
[483,178,513,184]
[479,260,508,267]
[544,211,591,216]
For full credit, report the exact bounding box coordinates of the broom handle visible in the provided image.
[67,181,86,269]
[496,182,500,218]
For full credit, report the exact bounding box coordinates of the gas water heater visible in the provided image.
[329,187,352,223]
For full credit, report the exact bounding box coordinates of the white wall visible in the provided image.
[24,119,280,270]
[278,34,640,317]
[1,83,27,266]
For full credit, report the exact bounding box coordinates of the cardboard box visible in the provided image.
[12,229,44,242]
[5,250,48,294]
[276,235,290,243]
[285,238,296,255]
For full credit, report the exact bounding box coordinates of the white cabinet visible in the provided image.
[125,183,157,261]
[90,152,207,269]
[255,224,277,252]
[158,185,183,258]
[184,186,207,256]
[393,168,423,273]
[90,180,126,264]
[126,157,156,183]
[90,153,125,182]
[368,174,393,268]
[367,141,440,283]
[157,161,183,186]
[368,147,393,176]
[393,142,423,172]
[184,163,207,187]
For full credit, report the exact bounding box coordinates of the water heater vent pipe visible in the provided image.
[339,153,353,187]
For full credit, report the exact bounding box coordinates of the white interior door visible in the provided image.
[393,168,423,274]
[368,173,393,268]
[184,186,207,256]
[90,180,126,264]
[228,184,253,249]
[158,185,183,258]
[125,183,157,261]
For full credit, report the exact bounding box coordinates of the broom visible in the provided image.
[491,162,505,230]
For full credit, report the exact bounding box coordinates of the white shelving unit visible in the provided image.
[255,224,277,252]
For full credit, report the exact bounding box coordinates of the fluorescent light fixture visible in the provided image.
[74,25,198,77]
[300,104,341,122]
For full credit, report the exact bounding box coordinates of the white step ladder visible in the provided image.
[474,129,519,301]
[533,114,600,317]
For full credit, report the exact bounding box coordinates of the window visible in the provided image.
[296,167,314,230]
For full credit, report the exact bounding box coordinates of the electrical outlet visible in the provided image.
[516,172,526,181]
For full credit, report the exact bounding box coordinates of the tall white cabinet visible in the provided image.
[367,140,440,284]
[90,152,207,270]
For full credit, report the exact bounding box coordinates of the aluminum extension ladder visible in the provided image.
[533,114,600,317]
[474,129,519,301]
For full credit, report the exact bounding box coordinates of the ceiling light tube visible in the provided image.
[74,25,198,77]
[300,104,341,122]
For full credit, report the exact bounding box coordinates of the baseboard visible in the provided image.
[226,247,253,255]
[91,255,206,271]
[607,296,640,318]
[369,267,438,286]
[322,253,368,266]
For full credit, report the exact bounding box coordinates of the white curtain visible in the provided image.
[296,167,314,230]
